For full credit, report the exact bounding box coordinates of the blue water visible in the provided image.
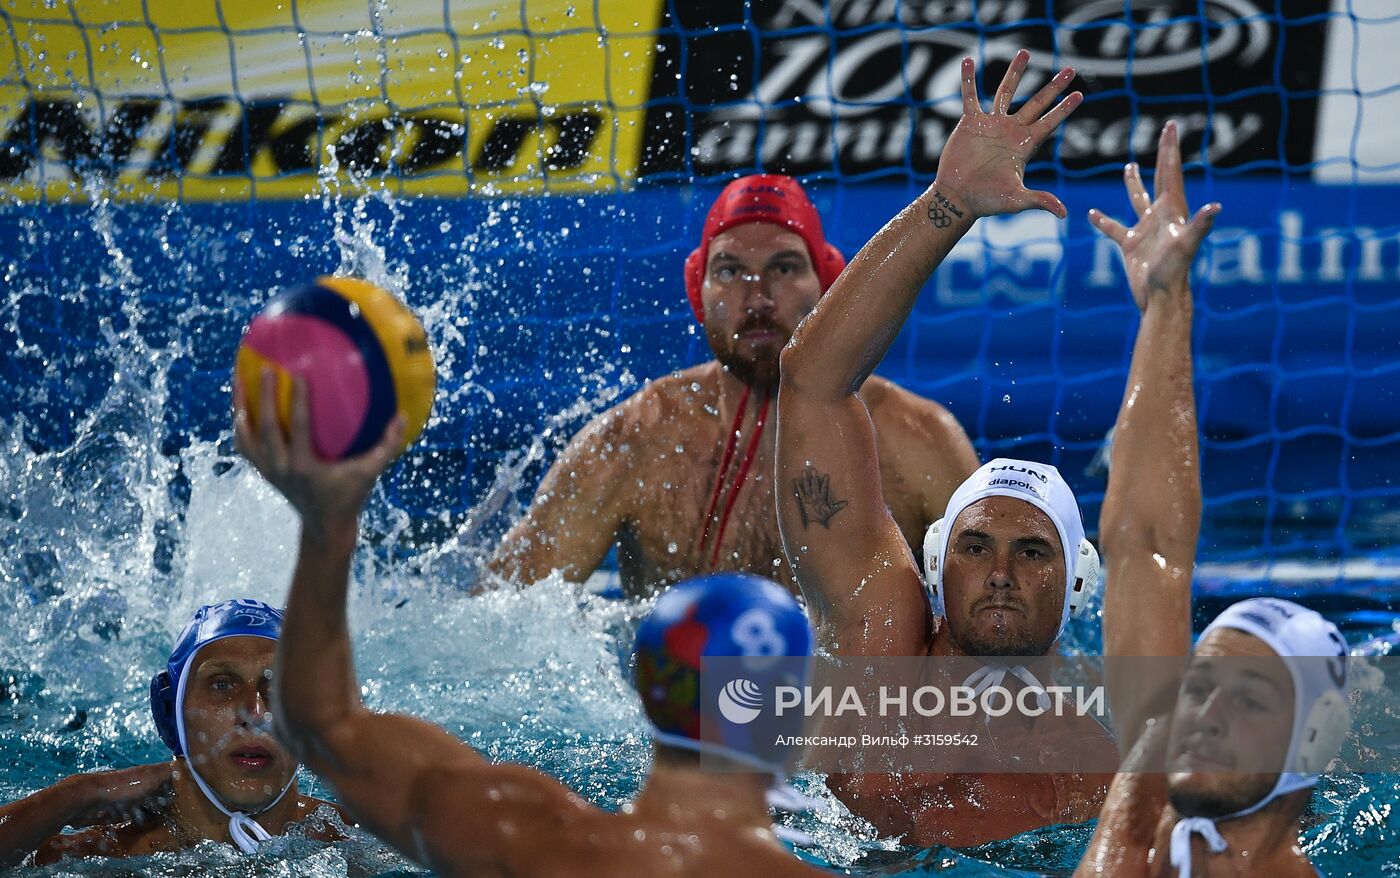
[2,426,1397,878]
[0,185,1397,875]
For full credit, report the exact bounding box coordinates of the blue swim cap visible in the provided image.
[632,573,813,774]
[150,599,283,756]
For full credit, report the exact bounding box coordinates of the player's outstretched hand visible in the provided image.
[933,49,1082,220]
[1089,121,1221,310]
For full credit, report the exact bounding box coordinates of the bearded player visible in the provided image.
[489,175,977,596]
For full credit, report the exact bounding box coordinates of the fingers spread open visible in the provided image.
[960,57,982,117]
[1029,89,1082,145]
[1125,163,1151,218]
[1154,120,1184,204]
[1016,66,1075,125]
[1088,208,1129,244]
[1184,202,1222,248]
[993,49,1030,114]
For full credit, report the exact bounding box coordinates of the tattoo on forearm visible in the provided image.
[927,190,966,228]
[793,465,850,529]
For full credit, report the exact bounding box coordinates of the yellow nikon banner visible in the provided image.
[0,0,661,199]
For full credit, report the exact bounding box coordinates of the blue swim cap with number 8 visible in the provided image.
[633,573,814,774]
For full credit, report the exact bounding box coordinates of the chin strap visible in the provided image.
[1169,816,1229,878]
[228,812,275,854]
[182,755,294,855]
[1165,775,1310,878]
[963,662,1053,711]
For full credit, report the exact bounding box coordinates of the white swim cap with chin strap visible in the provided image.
[1169,597,1350,878]
[923,458,1100,638]
[921,459,1101,710]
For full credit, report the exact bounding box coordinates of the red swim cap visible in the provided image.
[684,174,846,324]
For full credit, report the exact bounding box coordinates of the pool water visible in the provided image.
[3,417,1398,877]
[1,191,1397,877]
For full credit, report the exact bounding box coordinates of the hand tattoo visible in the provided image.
[793,465,850,529]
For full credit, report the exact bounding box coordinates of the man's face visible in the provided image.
[181,636,296,810]
[701,223,823,389]
[940,496,1066,656]
[1166,628,1294,818]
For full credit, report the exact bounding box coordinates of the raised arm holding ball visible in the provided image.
[234,282,830,876]
[0,276,435,868]
[234,276,436,462]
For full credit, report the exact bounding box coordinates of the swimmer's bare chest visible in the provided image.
[614,438,789,595]
[613,416,927,598]
[834,765,1109,848]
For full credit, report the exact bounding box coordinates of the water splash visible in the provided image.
[416,379,632,586]
[0,167,657,875]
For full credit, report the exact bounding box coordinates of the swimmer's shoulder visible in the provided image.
[860,375,967,443]
[613,809,821,878]
[695,826,825,878]
[407,761,810,877]
[560,373,688,461]
[411,758,820,877]
[860,376,978,496]
[632,364,718,416]
[408,760,603,875]
[30,820,160,865]
[602,364,719,442]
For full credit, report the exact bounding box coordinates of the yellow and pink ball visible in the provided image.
[234,276,436,459]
